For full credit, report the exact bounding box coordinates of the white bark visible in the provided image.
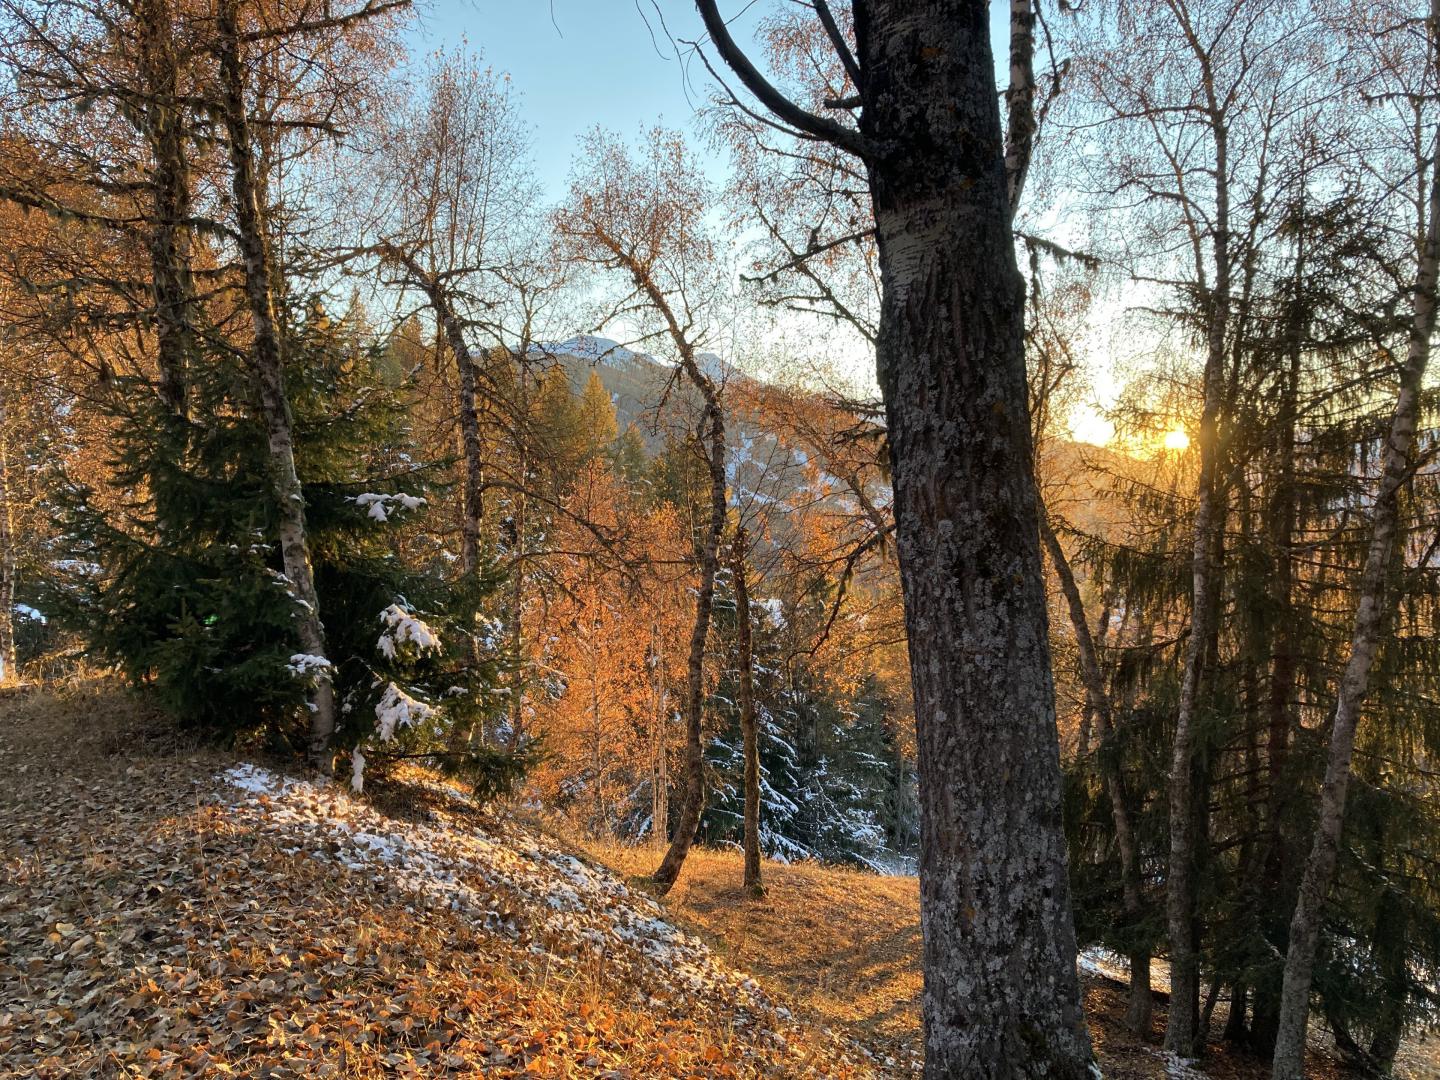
[216,0,336,771]
[1270,104,1440,1080]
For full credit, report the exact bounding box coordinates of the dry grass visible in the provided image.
[567,837,923,1066]
[565,832,1435,1080]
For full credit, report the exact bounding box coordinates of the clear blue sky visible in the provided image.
[408,2,1013,202]
[407,2,741,199]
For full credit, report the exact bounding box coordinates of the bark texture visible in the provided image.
[0,388,16,684]
[138,0,195,417]
[1270,112,1440,1080]
[651,389,726,894]
[854,3,1094,1073]
[693,0,1093,1069]
[1041,518,1151,1034]
[732,527,763,896]
[217,1,336,772]
[1165,107,1232,1065]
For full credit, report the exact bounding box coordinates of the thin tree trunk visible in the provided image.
[855,5,1094,1073]
[651,395,726,893]
[1003,0,1037,212]
[651,620,669,846]
[1271,108,1440,1080]
[380,246,485,573]
[732,527,763,896]
[1041,517,1152,1034]
[1245,202,1309,1059]
[508,351,530,748]
[1076,595,1112,759]
[0,389,16,685]
[216,0,336,772]
[1166,111,1232,1063]
[1225,983,1249,1044]
[590,640,603,836]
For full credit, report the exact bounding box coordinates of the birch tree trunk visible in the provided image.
[1270,114,1440,1080]
[216,1,336,772]
[651,393,726,894]
[1165,112,1232,1063]
[732,527,763,896]
[1041,518,1151,1033]
[508,351,530,748]
[855,4,1094,1073]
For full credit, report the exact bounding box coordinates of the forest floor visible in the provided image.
[573,840,1440,1080]
[0,679,1434,1079]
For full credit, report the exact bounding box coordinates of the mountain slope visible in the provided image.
[0,682,884,1079]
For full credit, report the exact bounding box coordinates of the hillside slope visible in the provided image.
[0,683,881,1078]
[3,683,1434,1079]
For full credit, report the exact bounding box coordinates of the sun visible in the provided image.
[1162,428,1191,451]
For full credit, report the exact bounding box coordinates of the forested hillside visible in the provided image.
[1,0,1438,1078]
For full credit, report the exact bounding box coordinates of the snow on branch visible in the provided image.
[351,492,426,523]
[377,603,442,661]
[374,682,436,743]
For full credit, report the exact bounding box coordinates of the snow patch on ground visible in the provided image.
[211,764,812,1035]
[1156,1051,1207,1079]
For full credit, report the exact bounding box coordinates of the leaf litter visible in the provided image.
[0,682,891,1078]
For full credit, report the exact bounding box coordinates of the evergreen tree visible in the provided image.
[54,299,531,798]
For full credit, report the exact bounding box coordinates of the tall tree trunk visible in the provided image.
[138,0,194,418]
[508,351,530,748]
[1041,517,1152,1034]
[0,389,16,685]
[732,527,763,896]
[1166,113,1232,1064]
[651,397,726,894]
[651,620,669,846]
[216,1,336,772]
[1271,111,1440,1080]
[1246,204,1309,1059]
[590,641,603,836]
[853,5,1093,1073]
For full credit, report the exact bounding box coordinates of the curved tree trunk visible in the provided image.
[1271,111,1440,1080]
[731,527,763,896]
[1041,517,1152,1034]
[216,1,336,772]
[854,4,1094,1073]
[651,395,727,894]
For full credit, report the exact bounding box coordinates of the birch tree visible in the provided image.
[556,128,729,896]
[367,50,536,575]
[208,0,408,771]
[1055,0,1335,1050]
[1271,1,1440,1073]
